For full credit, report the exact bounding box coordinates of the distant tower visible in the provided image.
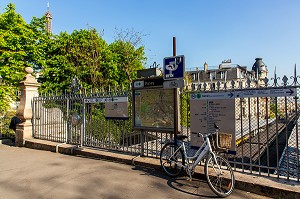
[45,2,52,33]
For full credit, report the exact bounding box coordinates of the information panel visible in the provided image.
[105,101,129,120]
[190,97,236,151]
[85,96,129,120]
[134,89,174,130]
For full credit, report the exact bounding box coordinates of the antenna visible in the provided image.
[47,1,50,11]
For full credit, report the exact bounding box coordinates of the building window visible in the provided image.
[192,73,199,81]
[210,72,216,80]
[220,71,225,79]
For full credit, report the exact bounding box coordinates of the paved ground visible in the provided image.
[0,144,270,199]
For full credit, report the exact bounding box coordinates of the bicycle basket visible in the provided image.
[217,132,232,149]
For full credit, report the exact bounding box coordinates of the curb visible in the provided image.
[24,139,300,199]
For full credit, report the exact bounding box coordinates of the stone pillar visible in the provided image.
[15,67,40,146]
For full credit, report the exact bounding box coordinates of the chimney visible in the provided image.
[204,62,208,72]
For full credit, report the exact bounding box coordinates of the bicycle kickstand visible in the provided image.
[186,165,193,182]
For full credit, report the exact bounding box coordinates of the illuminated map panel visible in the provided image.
[134,89,174,130]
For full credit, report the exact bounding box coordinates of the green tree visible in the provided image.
[270,102,284,119]
[110,28,146,88]
[40,28,147,93]
[38,32,77,93]
[39,28,118,93]
[0,3,48,114]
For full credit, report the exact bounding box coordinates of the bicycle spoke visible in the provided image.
[160,142,185,177]
[205,155,235,197]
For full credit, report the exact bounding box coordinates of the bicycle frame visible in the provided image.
[161,128,235,197]
[173,133,218,171]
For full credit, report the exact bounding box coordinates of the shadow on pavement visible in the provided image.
[132,165,217,198]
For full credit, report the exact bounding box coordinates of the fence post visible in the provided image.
[141,130,145,156]
[15,67,40,146]
[81,98,86,147]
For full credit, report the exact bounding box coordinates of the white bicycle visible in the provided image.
[160,124,235,197]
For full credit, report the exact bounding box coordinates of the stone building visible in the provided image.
[187,58,269,120]
[187,58,268,89]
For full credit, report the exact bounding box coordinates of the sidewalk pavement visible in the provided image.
[21,138,300,199]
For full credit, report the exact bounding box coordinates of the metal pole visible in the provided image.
[66,97,70,143]
[173,37,176,57]
[284,96,289,180]
[32,99,36,138]
[81,98,86,147]
[294,65,299,182]
[173,37,179,138]
[141,130,145,156]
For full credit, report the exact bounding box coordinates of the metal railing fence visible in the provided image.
[32,75,300,181]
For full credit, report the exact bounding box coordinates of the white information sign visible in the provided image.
[191,88,296,100]
[190,97,236,151]
[85,96,128,103]
[235,88,296,98]
[105,101,129,119]
[84,96,129,120]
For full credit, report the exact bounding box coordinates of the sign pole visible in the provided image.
[173,37,176,56]
[173,37,179,139]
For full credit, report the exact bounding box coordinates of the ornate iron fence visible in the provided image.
[32,72,300,181]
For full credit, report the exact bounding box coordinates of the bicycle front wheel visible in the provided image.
[160,142,185,177]
[205,154,235,197]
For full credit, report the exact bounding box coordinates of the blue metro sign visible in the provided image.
[163,55,185,80]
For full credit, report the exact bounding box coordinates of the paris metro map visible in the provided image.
[134,89,174,129]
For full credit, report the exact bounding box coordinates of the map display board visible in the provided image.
[190,97,236,151]
[134,89,174,131]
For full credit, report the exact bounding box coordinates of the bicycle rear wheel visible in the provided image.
[205,154,235,197]
[160,142,185,177]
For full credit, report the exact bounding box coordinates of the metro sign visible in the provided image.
[163,55,185,80]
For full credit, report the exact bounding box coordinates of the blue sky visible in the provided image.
[1,0,299,81]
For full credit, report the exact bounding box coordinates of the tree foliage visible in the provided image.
[0,3,147,112]
[40,28,146,93]
[111,28,146,85]
[0,3,47,114]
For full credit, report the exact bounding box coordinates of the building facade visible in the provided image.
[187,58,268,89]
[186,58,269,120]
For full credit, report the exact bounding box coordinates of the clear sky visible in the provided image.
[1,0,299,81]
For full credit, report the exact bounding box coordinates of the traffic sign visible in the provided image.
[163,55,185,80]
